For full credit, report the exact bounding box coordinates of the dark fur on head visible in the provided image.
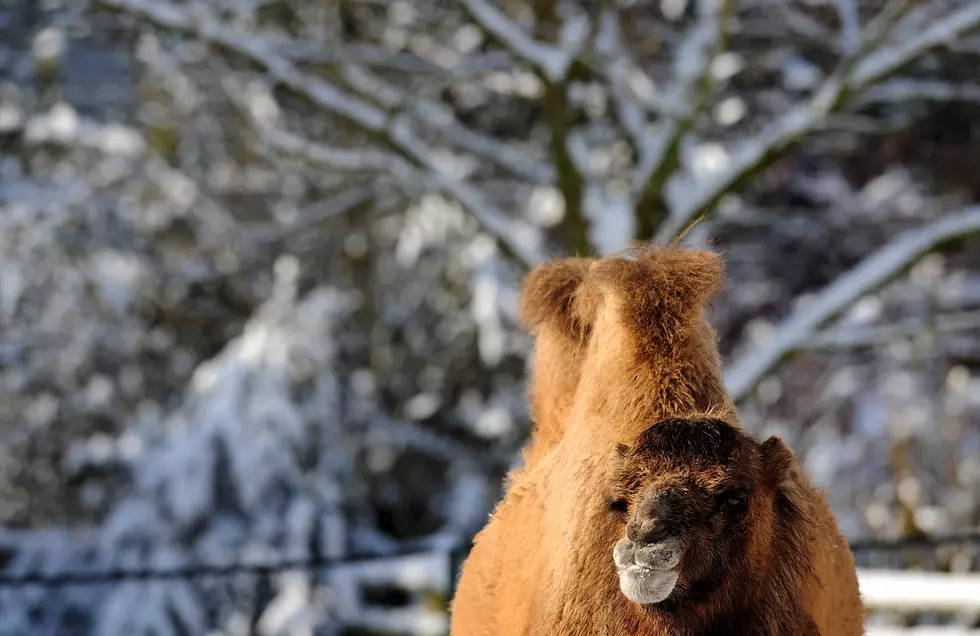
[608,418,819,635]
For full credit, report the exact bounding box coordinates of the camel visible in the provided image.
[518,257,592,468]
[449,245,863,635]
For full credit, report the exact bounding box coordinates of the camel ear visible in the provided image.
[760,436,795,489]
[519,258,594,342]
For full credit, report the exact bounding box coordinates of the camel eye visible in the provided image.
[718,490,748,515]
[609,498,629,515]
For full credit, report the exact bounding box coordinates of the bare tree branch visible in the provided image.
[99,0,545,269]
[529,0,593,255]
[950,34,980,54]
[275,125,542,268]
[857,79,980,105]
[458,0,588,82]
[276,42,446,74]
[755,4,838,50]
[337,66,554,183]
[833,0,862,55]
[634,0,733,240]
[725,206,980,402]
[655,1,980,244]
[98,0,388,130]
[226,78,544,269]
[593,9,649,158]
[803,310,980,351]
[656,69,852,243]
[858,0,919,54]
[106,0,551,184]
[852,1,980,87]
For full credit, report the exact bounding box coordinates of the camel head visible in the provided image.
[607,417,799,609]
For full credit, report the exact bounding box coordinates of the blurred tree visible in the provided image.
[1,0,980,632]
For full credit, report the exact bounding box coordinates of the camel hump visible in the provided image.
[519,257,594,342]
[574,245,724,347]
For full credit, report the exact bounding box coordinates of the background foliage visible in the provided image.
[1,0,980,633]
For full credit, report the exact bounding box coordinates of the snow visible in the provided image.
[328,552,451,636]
[859,569,980,613]
[0,261,469,634]
[458,0,584,83]
[725,206,980,401]
[3,0,980,632]
[584,184,634,254]
[852,2,980,88]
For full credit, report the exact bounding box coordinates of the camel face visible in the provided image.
[608,418,767,608]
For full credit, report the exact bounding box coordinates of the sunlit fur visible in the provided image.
[449,245,864,636]
[518,257,593,469]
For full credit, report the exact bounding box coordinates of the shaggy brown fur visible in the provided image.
[518,257,592,467]
[450,246,863,636]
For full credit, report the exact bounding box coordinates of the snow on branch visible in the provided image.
[593,9,650,156]
[421,159,545,268]
[593,9,678,117]
[855,0,919,57]
[276,42,445,74]
[724,206,980,402]
[857,79,980,105]
[634,0,732,237]
[951,34,980,54]
[97,0,389,132]
[802,310,980,351]
[852,1,980,87]
[337,66,555,183]
[277,41,517,77]
[833,0,862,55]
[102,0,545,269]
[774,3,839,49]
[655,1,980,243]
[249,186,376,246]
[656,70,851,242]
[367,415,504,473]
[248,112,544,269]
[262,127,399,173]
[221,75,403,175]
[458,0,588,82]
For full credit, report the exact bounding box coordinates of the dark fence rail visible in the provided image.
[0,531,978,588]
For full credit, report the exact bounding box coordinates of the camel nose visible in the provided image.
[627,517,672,546]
